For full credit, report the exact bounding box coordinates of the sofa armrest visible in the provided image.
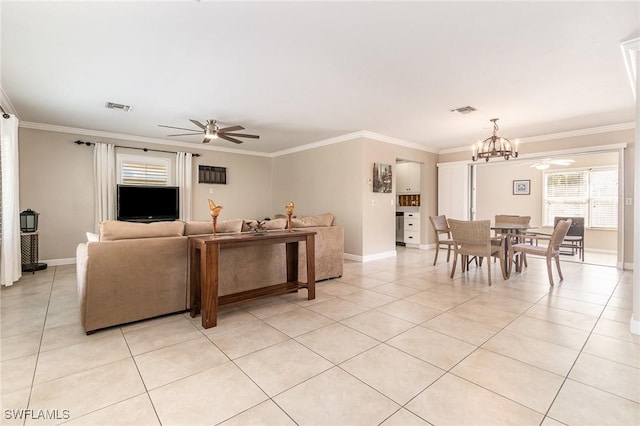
[77,236,188,332]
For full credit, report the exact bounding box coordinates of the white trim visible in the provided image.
[419,243,435,250]
[19,120,633,160]
[360,131,438,154]
[621,262,633,270]
[19,121,272,158]
[0,85,18,116]
[343,250,397,263]
[271,130,438,157]
[621,38,640,98]
[272,131,366,157]
[42,258,76,266]
[630,318,640,336]
[439,123,635,155]
[440,143,628,167]
[437,159,472,168]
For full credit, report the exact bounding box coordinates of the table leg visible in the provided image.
[286,241,298,284]
[306,234,315,300]
[201,243,220,329]
[189,242,201,317]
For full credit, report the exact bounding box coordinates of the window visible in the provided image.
[117,154,172,186]
[542,167,618,229]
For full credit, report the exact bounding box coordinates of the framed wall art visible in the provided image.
[513,179,530,195]
[373,163,392,193]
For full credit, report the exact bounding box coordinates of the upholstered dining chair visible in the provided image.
[509,219,572,286]
[428,215,455,266]
[448,219,506,286]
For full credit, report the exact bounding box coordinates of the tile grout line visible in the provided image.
[539,270,629,423]
[23,266,56,426]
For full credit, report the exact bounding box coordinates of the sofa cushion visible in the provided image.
[185,219,243,235]
[99,220,185,241]
[86,232,99,242]
[291,213,334,228]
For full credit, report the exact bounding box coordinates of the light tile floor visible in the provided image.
[1,247,639,425]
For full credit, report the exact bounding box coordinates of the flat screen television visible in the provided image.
[117,185,179,222]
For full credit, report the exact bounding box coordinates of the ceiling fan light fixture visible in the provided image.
[204,130,218,139]
[472,118,518,162]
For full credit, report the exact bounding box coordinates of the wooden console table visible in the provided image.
[189,230,316,329]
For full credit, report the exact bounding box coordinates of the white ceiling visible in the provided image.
[1,1,638,154]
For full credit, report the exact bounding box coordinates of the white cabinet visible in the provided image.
[396,162,421,194]
[404,212,420,245]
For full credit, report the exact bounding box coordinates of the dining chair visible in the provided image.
[448,219,506,286]
[509,219,572,286]
[554,216,585,261]
[428,215,455,266]
[494,215,532,270]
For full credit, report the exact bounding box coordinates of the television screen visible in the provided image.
[117,185,179,222]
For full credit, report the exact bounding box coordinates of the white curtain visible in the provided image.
[93,143,116,230]
[176,152,192,221]
[0,115,22,286]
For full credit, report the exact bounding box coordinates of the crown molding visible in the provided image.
[621,37,640,98]
[360,131,439,154]
[19,121,271,157]
[0,85,18,117]
[269,131,367,157]
[438,121,636,155]
[270,130,438,157]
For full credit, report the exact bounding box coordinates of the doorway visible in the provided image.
[471,151,620,268]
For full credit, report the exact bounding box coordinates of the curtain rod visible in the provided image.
[74,140,201,157]
[0,105,10,119]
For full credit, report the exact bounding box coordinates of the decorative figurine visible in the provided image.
[208,199,223,235]
[285,201,295,231]
[247,220,267,235]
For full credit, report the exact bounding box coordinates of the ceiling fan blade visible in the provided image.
[223,133,259,139]
[217,134,243,144]
[167,133,202,137]
[218,125,244,133]
[190,119,207,130]
[159,124,200,132]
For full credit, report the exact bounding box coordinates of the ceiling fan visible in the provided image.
[529,158,575,170]
[159,119,259,144]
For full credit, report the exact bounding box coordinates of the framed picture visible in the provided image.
[513,180,530,195]
[373,163,392,193]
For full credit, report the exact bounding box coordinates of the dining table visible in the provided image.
[491,223,537,278]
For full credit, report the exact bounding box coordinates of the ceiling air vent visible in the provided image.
[450,106,476,115]
[105,102,132,112]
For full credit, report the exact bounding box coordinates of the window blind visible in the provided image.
[543,167,618,229]
[121,161,169,186]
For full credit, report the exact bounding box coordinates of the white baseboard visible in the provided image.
[631,318,640,336]
[622,262,634,270]
[344,251,397,263]
[41,258,76,266]
[419,243,435,250]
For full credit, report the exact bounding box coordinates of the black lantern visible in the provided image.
[20,209,39,232]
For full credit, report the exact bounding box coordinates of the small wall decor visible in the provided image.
[199,165,227,184]
[513,180,530,195]
[373,163,392,193]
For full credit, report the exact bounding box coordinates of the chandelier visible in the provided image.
[472,118,518,162]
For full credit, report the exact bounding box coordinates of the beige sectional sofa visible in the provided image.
[76,214,344,333]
